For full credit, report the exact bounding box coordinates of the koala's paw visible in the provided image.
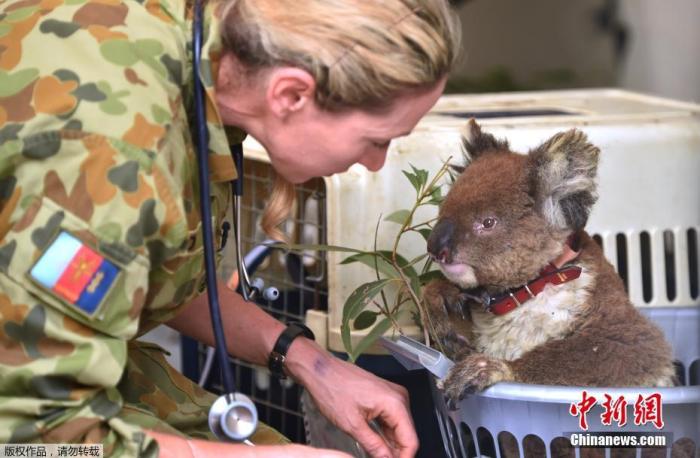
[438,354,513,408]
[423,279,474,357]
[423,279,467,318]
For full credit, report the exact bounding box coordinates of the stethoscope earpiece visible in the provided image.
[248,277,280,302]
[262,286,279,301]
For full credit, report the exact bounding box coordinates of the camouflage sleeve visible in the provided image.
[0,132,190,457]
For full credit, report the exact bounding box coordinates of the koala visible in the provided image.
[423,119,676,405]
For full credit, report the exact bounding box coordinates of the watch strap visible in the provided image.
[268,322,315,379]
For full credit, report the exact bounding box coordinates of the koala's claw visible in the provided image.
[438,354,513,406]
[423,279,468,317]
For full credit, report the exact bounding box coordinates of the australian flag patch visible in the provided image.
[29,231,120,317]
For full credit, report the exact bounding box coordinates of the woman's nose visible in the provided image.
[359,148,388,172]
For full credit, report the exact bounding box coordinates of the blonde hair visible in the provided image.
[220,0,461,239]
[260,173,296,242]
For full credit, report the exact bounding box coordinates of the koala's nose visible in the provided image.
[427,219,455,264]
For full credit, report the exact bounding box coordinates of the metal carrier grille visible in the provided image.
[195,159,328,444]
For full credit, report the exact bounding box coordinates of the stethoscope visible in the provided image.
[192,0,279,443]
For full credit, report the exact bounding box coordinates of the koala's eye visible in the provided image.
[482,217,497,229]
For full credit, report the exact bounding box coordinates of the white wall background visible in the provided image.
[452,0,699,103]
[618,0,700,103]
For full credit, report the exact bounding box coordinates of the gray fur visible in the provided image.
[527,129,600,230]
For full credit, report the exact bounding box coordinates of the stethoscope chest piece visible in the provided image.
[208,393,258,442]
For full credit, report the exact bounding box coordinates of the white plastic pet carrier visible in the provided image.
[240,89,700,456]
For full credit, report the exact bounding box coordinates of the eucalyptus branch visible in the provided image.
[389,294,411,316]
[389,160,452,345]
[371,299,400,330]
[404,217,438,232]
[373,213,390,312]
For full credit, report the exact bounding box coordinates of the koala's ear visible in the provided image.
[527,129,600,231]
[453,119,509,173]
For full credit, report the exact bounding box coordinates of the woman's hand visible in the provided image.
[286,339,419,458]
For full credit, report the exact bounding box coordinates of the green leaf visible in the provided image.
[342,278,397,324]
[340,252,398,278]
[410,164,429,191]
[353,310,379,330]
[409,275,422,298]
[402,170,421,194]
[384,209,411,226]
[417,228,432,241]
[418,270,444,284]
[272,242,366,255]
[407,253,429,267]
[376,250,418,281]
[427,186,443,205]
[341,323,352,356]
[350,317,394,362]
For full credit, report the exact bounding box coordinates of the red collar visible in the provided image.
[484,236,582,316]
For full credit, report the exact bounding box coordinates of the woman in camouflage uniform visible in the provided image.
[0,0,458,456]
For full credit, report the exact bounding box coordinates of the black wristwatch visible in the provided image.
[268,322,315,379]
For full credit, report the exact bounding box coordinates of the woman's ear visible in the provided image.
[266,67,317,119]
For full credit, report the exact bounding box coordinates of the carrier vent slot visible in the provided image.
[461,423,478,458]
[523,434,547,458]
[663,230,677,302]
[616,233,629,292]
[640,231,653,303]
[551,437,575,458]
[690,359,699,386]
[498,432,521,458]
[671,438,697,457]
[436,108,579,119]
[477,427,497,458]
[689,228,698,300]
[446,417,462,457]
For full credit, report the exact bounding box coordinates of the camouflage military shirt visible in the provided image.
[0,0,244,454]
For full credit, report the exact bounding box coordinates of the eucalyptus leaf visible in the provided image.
[407,253,429,267]
[417,228,432,241]
[418,270,444,284]
[375,250,418,279]
[410,275,422,298]
[342,278,397,325]
[384,209,411,226]
[402,170,421,194]
[341,323,352,356]
[340,252,398,278]
[410,164,429,190]
[273,242,366,254]
[427,186,443,205]
[353,310,379,330]
[350,317,393,362]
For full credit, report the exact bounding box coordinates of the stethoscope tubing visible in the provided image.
[192,0,237,397]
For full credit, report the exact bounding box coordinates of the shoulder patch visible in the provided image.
[29,231,120,317]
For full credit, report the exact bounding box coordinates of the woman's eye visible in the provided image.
[482,217,497,229]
